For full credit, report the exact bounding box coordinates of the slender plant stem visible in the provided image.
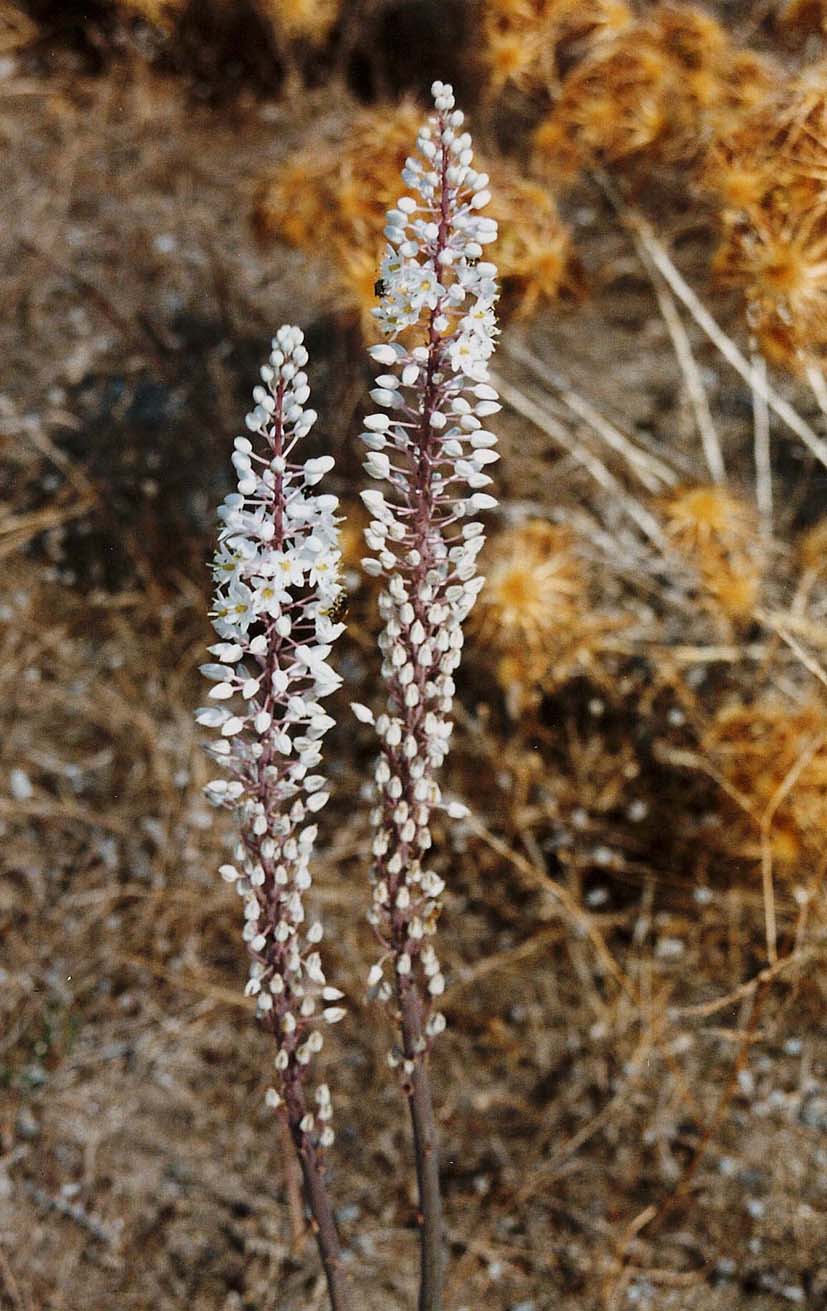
[275,999,350,1311]
[751,350,772,537]
[399,981,444,1311]
[277,1108,307,1251]
[291,1119,351,1311]
[640,249,726,485]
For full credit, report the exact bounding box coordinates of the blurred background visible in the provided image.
[3,2,827,1307]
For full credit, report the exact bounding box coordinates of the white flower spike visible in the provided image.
[358,84,500,1045]
[199,324,345,1155]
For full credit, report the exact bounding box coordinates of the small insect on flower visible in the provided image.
[321,587,349,624]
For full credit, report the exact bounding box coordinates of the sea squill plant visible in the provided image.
[196,325,351,1310]
[351,81,501,1311]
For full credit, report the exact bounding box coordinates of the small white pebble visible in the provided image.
[10,769,33,801]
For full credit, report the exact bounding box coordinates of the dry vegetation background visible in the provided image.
[4,1,827,1308]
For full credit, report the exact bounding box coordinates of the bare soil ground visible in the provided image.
[2,19,827,1311]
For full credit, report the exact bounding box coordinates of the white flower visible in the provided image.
[351,702,375,724]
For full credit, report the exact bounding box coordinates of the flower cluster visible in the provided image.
[197,325,345,1148]
[353,82,501,1051]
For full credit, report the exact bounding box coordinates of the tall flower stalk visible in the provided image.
[353,82,501,1311]
[197,325,350,1311]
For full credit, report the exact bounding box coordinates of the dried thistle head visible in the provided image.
[0,2,39,51]
[662,485,762,622]
[654,2,727,71]
[662,485,756,557]
[777,0,827,39]
[699,113,779,215]
[708,49,780,126]
[703,697,827,870]
[255,102,423,244]
[257,0,341,43]
[707,64,827,371]
[472,520,613,713]
[480,0,633,96]
[713,198,827,372]
[529,6,736,181]
[476,520,583,648]
[531,4,778,185]
[116,0,186,29]
[481,0,551,94]
[489,172,573,318]
[531,30,677,178]
[253,155,332,248]
[553,0,634,53]
[253,103,426,331]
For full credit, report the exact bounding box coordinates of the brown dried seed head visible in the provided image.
[661,485,762,621]
[704,698,827,869]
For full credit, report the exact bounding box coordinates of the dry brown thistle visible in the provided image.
[253,104,424,335]
[661,485,762,623]
[254,102,422,247]
[0,0,40,50]
[530,4,779,185]
[703,49,781,138]
[472,520,609,713]
[254,154,333,249]
[714,204,827,373]
[703,696,827,872]
[708,64,827,373]
[531,28,678,180]
[655,2,727,68]
[488,171,572,319]
[257,0,341,44]
[480,0,633,96]
[115,0,186,29]
[698,102,780,216]
[254,102,573,332]
[480,0,553,95]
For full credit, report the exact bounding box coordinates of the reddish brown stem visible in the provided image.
[288,1117,351,1311]
[277,1109,306,1252]
[399,981,444,1311]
